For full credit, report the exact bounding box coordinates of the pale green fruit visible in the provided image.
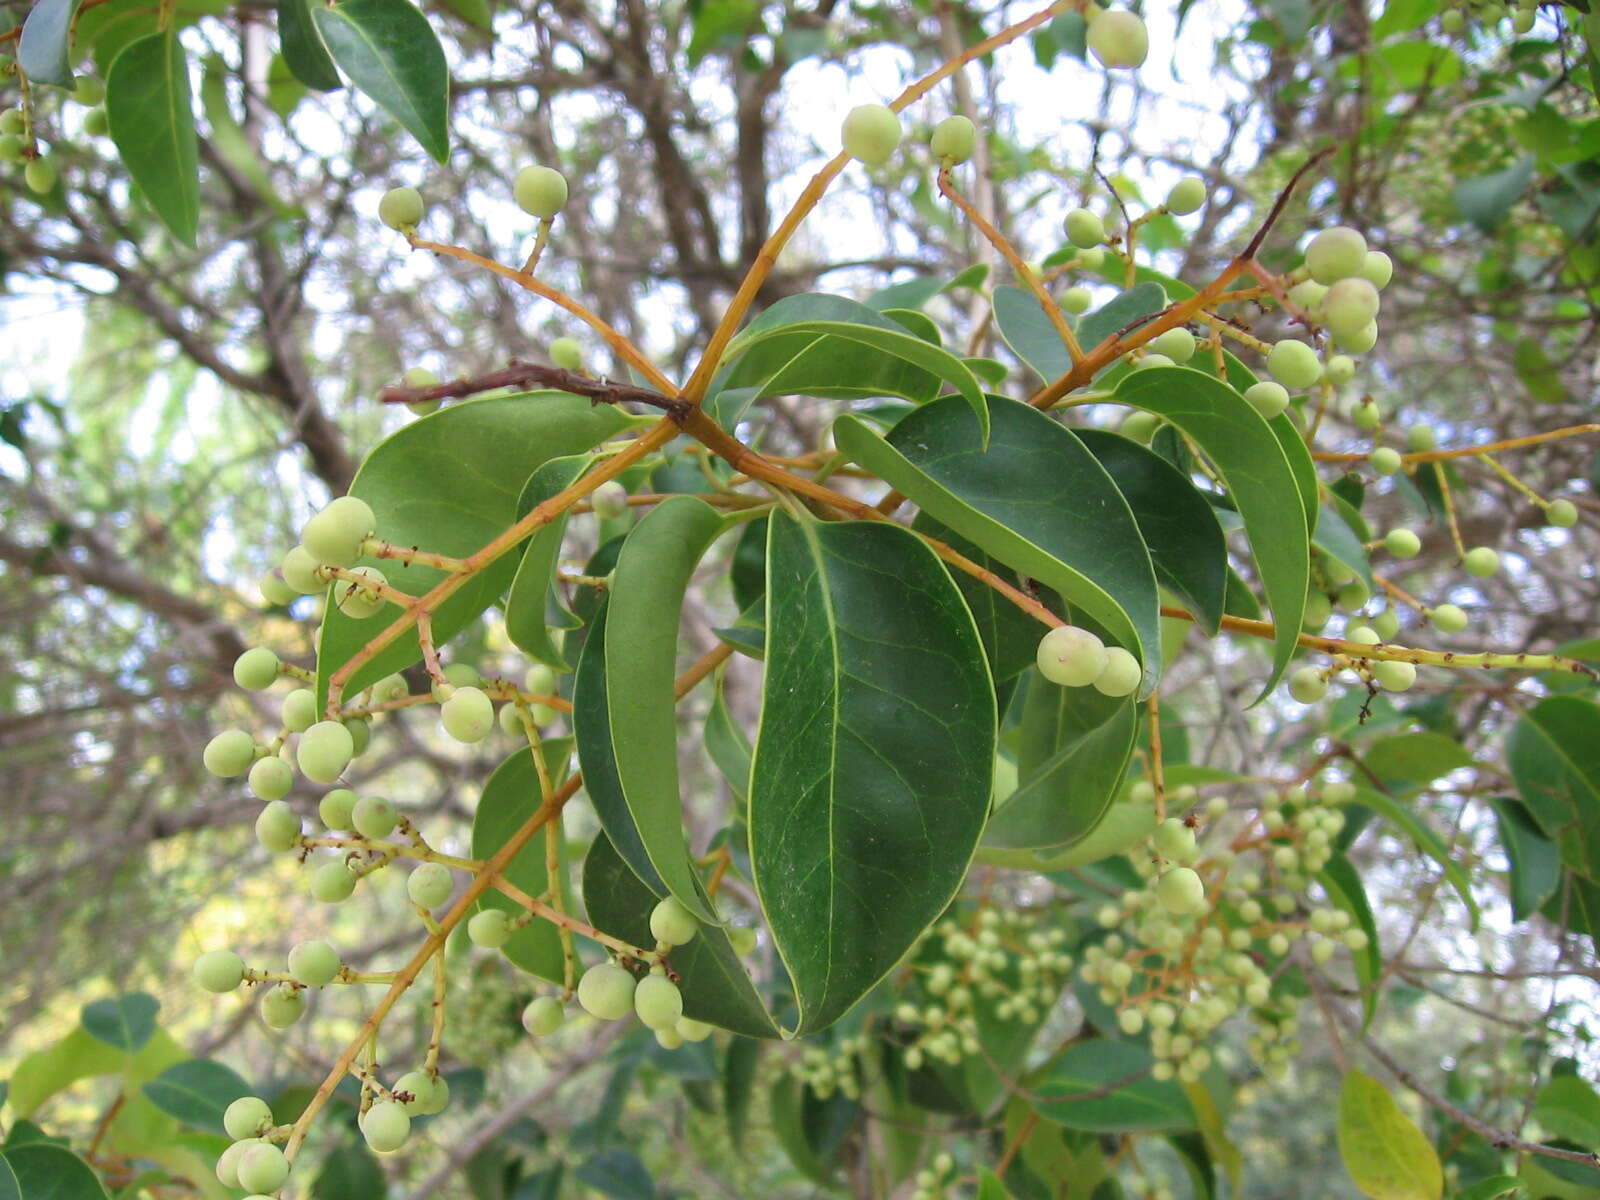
[1062,286,1093,314]
[361,1100,411,1153]
[1244,381,1289,419]
[402,366,440,415]
[1431,603,1469,633]
[1373,659,1416,692]
[0,134,22,163]
[234,647,280,691]
[1337,320,1379,355]
[1440,8,1464,33]
[1304,226,1367,284]
[729,926,758,956]
[1288,667,1327,704]
[216,1139,263,1188]
[288,939,341,987]
[1302,591,1333,631]
[193,949,246,993]
[1385,528,1421,558]
[345,717,370,757]
[334,565,387,619]
[523,995,565,1036]
[1063,207,1105,249]
[1148,327,1196,363]
[1347,625,1381,646]
[441,685,494,743]
[282,688,317,733]
[24,158,56,195]
[499,703,527,736]
[655,1026,684,1050]
[415,1074,449,1115]
[392,1070,437,1116]
[634,974,684,1030]
[1463,546,1500,577]
[302,496,376,569]
[578,961,637,1020]
[1350,397,1381,430]
[928,115,977,164]
[1037,625,1107,687]
[352,794,398,839]
[280,545,325,594]
[1165,176,1206,215]
[310,860,358,903]
[373,674,409,704]
[1369,447,1403,476]
[1512,8,1535,33]
[378,186,424,232]
[1288,279,1327,308]
[1320,277,1380,337]
[1152,817,1197,864]
[320,787,358,829]
[1119,410,1160,441]
[299,720,354,782]
[1118,1007,1145,1035]
[523,663,557,695]
[1373,609,1401,640]
[1136,356,1175,373]
[841,103,902,166]
[677,1017,713,1042]
[1548,499,1579,528]
[1087,7,1149,68]
[1091,646,1142,697]
[1077,246,1106,269]
[591,480,629,519]
[514,165,568,218]
[255,801,300,852]
[0,108,25,135]
[407,862,453,908]
[1324,354,1356,385]
[223,1096,274,1141]
[549,337,583,370]
[1266,339,1322,389]
[259,571,297,606]
[434,662,481,695]
[1157,867,1206,915]
[261,983,306,1028]
[1360,250,1393,289]
[467,908,512,948]
[204,729,257,778]
[249,756,294,802]
[1406,424,1436,452]
[649,896,699,947]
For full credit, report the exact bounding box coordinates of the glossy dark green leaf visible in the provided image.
[1314,504,1375,592]
[1454,156,1535,232]
[910,515,1047,682]
[471,744,574,983]
[1077,282,1170,353]
[315,393,635,706]
[277,0,343,89]
[1534,1075,1600,1150]
[751,513,994,1034]
[505,454,594,669]
[574,1148,654,1200]
[722,1037,760,1147]
[312,1143,387,1198]
[1507,696,1600,879]
[704,667,752,800]
[1031,1040,1194,1132]
[17,0,80,87]
[1454,1176,1525,1200]
[107,32,199,245]
[1337,1069,1442,1200]
[140,1059,249,1134]
[769,1076,857,1186]
[1492,797,1561,921]
[865,263,988,312]
[0,1144,107,1200]
[1321,854,1381,1029]
[1352,787,1478,929]
[1076,429,1227,633]
[581,832,777,1038]
[833,398,1161,692]
[80,993,158,1054]
[1361,732,1474,795]
[992,285,1073,381]
[312,0,449,163]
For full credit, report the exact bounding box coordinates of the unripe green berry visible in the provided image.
[345,716,370,757]
[401,366,440,416]
[320,787,357,829]
[549,337,583,371]
[928,115,977,164]
[1244,381,1289,419]
[1350,397,1381,430]
[261,983,305,1028]
[1373,659,1416,692]
[256,800,300,852]
[1320,277,1380,337]
[393,1070,436,1115]
[1303,591,1333,631]
[578,961,637,1020]
[634,973,684,1030]
[1360,250,1393,289]
[1547,499,1579,528]
[282,688,317,733]
[352,794,398,840]
[1118,1007,1145,1035]
[655,1026,684,1050]
[0,133,26,162]
[1165,177,1206,215]
[1062,285,1092,314]
[1077,246,1106,269]
[415,1074,448,1115]
[1385,528,1421,558]
[1120,410,1160,441]
[1156,867,1206,915]
[841,103,902,167]
[361,1100,411,1153]
[1136,355,1175,372]
[650,896,699,947]
[1288,280,1327,308]
[1064,207,1105,249]
[193,949,246,993]
[24,158,56,195]
[441,685,494,743]
[591,480,629,520]
[467,908,512,948]
[407,862,453,908]
[1324,354,1356,385]
[1373,609,1401,640]
[301,496,376,569]
[74,76,105,105]
[287,939,341,987]
[1266,339,1322,389]
[233,647,280,691]
[1091,646,1142,697]
[223,1096,273,1141]
[0,108,25,134]
[204,729,257,778]
[249,755,294,802]
[280,545,325,594]
[1305,226,1367,284]
[1288,667,1326,703]
[1430,603,1469,633]
[1338,321,1379,355]
[236,1143,289,1193]
[523,995,565,1036]
[373,674,409,704]
[1153,817,1197,864]
[1369,447,1403,476]
[310,860,358,903]
[378,186,424,232]
[514,164,568,218]
[1404,424,1435,452]
[729,926,758,956]
[1462,546,1499,577]
[1037,625,1108,687]
[299,720,354,783]
[1512,7,1535,33]
[678,1017,712,1042]
[1149,327,1196,363]
[1343,928,1369,951]
[334,565,387,619]
[1086,8,1149,68]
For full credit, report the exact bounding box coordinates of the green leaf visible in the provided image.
[1534,1075,1600,1149]
[750,513,995,1034]
[107,32,199,245]
[1361,731,1474,794]
[0,1144,108,1200]
[1514,336,1568,405]
[769,1077,857,1187]
[1321,854,1381,1029]
[8,1028,179,1118]
[977,1167,1012,1199]
[1031,1040,1195,1132]
[80,993,158,1054]
[140,1059,250,1134]
[1337,1069,1443,1200]
[833,398,1162,692]
[312,0,449,163]
[1455,1177,1524,1200]
[722,1036,760,1146]
[277,0,342,90]
[600,496,730,923]
[17,0,81,87]
[1352,787,1478,930]
[1454,157,1535,232]
[312,1142,387,1198]
[471,744,573,983]
[575,1148,654,1200]
[991,285,1072,380]
[1492,797,1561,921]
[704,667,752,801]
[1111,367,1311,699]
[1078,282,1171,353]
[1508,696,1600,879]
[1314,504,1375,593]
[581,832,777,1037]
[314,393,635,706]
[910,515,1047,683]
[504,453,595,669]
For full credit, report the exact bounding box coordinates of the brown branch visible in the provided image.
[377,361,689,420]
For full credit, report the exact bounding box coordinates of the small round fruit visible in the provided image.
[1148,327,1196,362]
[0,108,26,134]
[1360,250,1393,289]
[1156,867,1207,916]
[1135,353,1173,370]
[523,995,565,1036]
[467,908,512,948]
[1430,603,1469,633]
[1324,354,1356,385]
[677,1017,713,1042]
[841,103,902,167]
[1062,285,1092,314]
[311,860,358,903]
[373,674,409,704]
[301,496,376,569]
[1091,646,1142,697]
[1152,818,1197,863]
[1369,447,1402,476]
[378,186,424,232]
[649,897,699,947]
[577,961,637,1020]
[729,926,758,956]
[249,755,294,802]
[288,939,341,987]
[391,1070,436,1115]
[204,729,257,778]
[24,158,56,195]
[407,862,453,909]
[401,366,440,415]
[1120,410,1160,441]
[1077,246,1106,269]
[255,800,300,852]
[1373,659,1416,692]
[345,717,371,756]
[1320,277,1380,337]
[193,949,246,993]
[655,1026,684,1050]
[217,1139,263,1187]
[1303,591,1333,631]
[259,570,297,607]
[1373,609,1401,640]
[1548,499,1579,528]
[0,133,25,162]
[1266,339,1322,389]
[590,480,629,520]
[320,787,358,829]
[928,115,977,164]
[223,1096,273,1141]
[1165,177,1206,215]
[1087,8,1149,68]
[298,720,354,783]
[1304,226,1368,284]
[441,686,494,743]
[1036,625,1108,687]
[1064,207,1105,249]
[361,1100,411,1154]
[280,545,325,594]
[261,983,306,1029]
[415,1074,449,1115]
[514,164,568,218]
[1244,381,1290,419]
[282,688,317,733]
[1288,667,1327,704]
[352,794,398,839]
[1338,321,1379,355]
[1463,546,1500,577]
[549,336,583,371]
[1350,397,1381,430]
[634,974,684,1031]
[233,647,280,691]
[335,566,387,619]
[1288,279,1327,309]
[1385,529,1421,558]
[238,1142,289,1192]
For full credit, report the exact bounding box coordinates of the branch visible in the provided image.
[377,361,689,420]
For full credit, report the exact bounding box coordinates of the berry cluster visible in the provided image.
[1036,624,1142,697]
